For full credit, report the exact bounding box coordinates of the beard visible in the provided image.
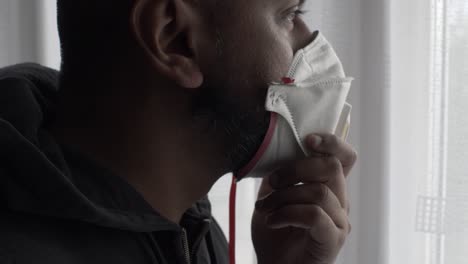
[188,24,274,173]
[190,78,271,173]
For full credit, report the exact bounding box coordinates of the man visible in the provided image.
[0,0,357,263]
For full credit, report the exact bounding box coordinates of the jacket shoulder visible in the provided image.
[0,210,158,264]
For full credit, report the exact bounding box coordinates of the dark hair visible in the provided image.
[57,0,133,76]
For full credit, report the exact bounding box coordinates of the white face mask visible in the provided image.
[236,32,353,180]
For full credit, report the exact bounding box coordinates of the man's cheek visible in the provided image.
[263,54,292,83]
[262,39,294,80]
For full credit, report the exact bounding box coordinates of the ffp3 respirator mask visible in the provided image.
[236,32,353,180]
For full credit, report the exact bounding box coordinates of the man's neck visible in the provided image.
[50,83,228,223]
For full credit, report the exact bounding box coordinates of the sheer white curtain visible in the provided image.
[390,0,468,263]
[1,1,467,264]
[413,0,468,263]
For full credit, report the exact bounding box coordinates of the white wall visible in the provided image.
[0,0,42,67]
[37,0,61,69]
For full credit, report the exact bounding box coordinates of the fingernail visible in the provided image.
[307,135,322,148]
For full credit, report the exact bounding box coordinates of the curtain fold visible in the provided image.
[389,0,432,263]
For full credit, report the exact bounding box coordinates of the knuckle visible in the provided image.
[337,231,348,246]
[337,220,351,245]
[327,157,342,175]
[308,205,323,218]
[350,149,358,165]
[315,183,329,203]
[324,134,340,149]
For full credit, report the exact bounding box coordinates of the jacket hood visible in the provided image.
[0,63,211,232]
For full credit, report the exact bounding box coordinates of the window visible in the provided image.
[417,0,468,263]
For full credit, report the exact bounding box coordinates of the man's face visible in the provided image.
[193,0,314,172]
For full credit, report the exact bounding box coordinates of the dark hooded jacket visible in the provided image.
[0,64,229,264]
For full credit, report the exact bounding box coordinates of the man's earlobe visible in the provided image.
[130,0,204,89]
[171,55,204,88]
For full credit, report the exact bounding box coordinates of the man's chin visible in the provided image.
[224,111,271,172]
[190,80,271,171]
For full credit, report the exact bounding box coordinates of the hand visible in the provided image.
[251,134,357,264]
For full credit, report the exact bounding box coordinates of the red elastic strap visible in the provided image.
[281,77,295,84]
[229,174,237,264]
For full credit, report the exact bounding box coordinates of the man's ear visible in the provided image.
[131,0,204,89]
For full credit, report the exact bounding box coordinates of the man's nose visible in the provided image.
[293,20,319,54]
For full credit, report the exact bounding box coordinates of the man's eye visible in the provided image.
[285,8,306,22]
